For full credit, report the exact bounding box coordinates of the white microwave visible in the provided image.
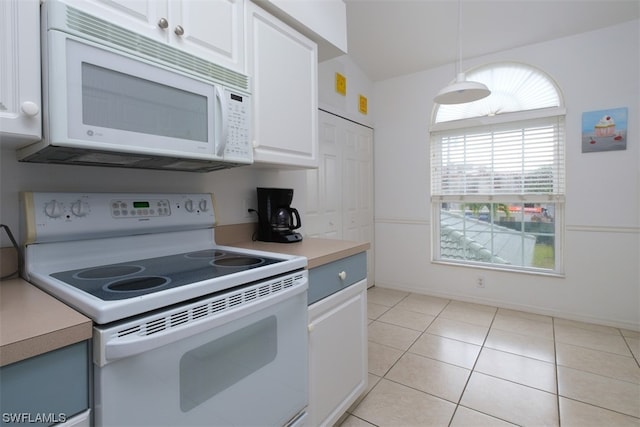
[18,0,252,172]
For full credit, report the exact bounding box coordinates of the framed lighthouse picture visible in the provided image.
[582,107,628,153]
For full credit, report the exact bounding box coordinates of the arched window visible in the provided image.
[430,62,565,274]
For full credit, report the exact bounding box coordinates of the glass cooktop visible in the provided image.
[50,249,283,300]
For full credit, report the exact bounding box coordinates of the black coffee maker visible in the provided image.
[255,188,303,243]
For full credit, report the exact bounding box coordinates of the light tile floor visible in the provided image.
[340,287,640,427]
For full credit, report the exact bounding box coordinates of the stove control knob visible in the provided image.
[198,199,209,212]
[184,199,195,212]
[44,200,64,218]
[70,200,90,217]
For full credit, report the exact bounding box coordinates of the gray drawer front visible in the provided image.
[308,252,367,305]
[0,341,89,426]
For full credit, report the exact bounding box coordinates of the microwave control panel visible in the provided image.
[224,90,252,163]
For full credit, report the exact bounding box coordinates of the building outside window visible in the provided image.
[430,62,565,274]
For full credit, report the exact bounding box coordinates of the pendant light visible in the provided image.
[434,0,490,104]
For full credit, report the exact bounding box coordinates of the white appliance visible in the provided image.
[22,192,308,426]
[17,0,252,172]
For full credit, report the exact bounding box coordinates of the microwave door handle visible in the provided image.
[215,86,228,158]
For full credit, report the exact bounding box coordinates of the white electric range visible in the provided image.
[21,191,309,427]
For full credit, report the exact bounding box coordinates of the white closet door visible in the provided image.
[306,110,374,285]
[305,113,342,238]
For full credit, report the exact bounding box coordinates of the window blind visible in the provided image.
[431,116,565,202]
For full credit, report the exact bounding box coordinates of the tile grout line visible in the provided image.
[347,291,416,425]
[370,293,518,427]
[621,333,640,369]
[359,289,640,426]
[553,316,562,427]
[355,292,451,424]
[447,305,502,427]
[373,293,563,425]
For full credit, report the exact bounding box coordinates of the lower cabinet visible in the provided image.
[0,342,90,427]
[307,255,368,426]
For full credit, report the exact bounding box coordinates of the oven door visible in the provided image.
[93,275,308,427]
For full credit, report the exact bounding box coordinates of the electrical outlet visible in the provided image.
[476,276,485,288]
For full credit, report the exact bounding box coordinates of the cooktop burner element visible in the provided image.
[105,276,170,292]
[184,250,226,259]
[213,256,264,267]
[74,265,145,280]
[51,249,282,300]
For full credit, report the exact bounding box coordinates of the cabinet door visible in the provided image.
[0,0,41,145]
[0,342,89,424]
[69,0,244,72]
[70,0,168,42]
[308,279,367,426]
[169,0,244,73]
[247,3,318,168]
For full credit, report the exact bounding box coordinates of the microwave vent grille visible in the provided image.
[64,6,249,91]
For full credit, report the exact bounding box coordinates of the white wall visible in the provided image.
[373,20,640,330]
[0,150,310,245]
[318,55,374,127]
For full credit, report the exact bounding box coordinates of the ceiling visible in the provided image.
[344,0,640,82]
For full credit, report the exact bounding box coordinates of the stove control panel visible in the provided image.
[110,198,171,218]
[22,192,217,243]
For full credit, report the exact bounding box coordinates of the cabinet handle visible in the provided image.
[338,271,347,281]
[174,25,184,36]
[21,101,39,117]
[157,18,169,29]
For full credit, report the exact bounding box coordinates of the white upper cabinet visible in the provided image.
[0,0,42,146]
[169,0,243,71]
[70,0,245,73]
[251,0,347,61]
[247,2,318,168]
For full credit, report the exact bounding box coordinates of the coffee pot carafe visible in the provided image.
[272,206,301,232]
[255,188,303,243]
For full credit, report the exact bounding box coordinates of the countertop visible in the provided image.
[0,278,92,367]
[230,237,370,269]
[0,236,368,367]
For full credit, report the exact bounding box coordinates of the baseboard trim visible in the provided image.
[372,281,640,332]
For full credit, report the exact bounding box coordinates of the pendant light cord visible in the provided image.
[456,0,462,76]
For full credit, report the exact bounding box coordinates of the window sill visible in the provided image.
[431,259,566,278]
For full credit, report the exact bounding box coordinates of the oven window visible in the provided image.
[81,62,208,142]
[179,316,277,412]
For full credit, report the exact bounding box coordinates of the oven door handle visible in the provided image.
[94,282,307,367]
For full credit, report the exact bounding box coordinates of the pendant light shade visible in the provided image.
[434,72,491,104]
[434,1,490,105]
